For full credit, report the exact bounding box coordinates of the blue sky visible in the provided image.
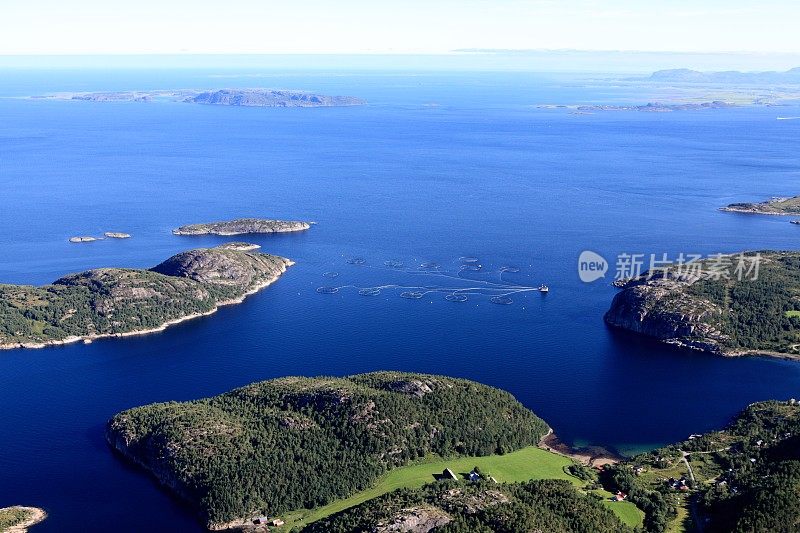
[2,0,799,55]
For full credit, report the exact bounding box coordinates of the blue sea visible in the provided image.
[1,69,800,531]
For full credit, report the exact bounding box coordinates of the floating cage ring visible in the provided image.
[384,260,404,268]
[419,261,440,270]
[490,295,513,305]
[460,264,482,272]
[445,293,469,302]
[400,291,425,299]
[346,257,366,265]
[459,256,479,264]
[499,266,520,273]
[358,288,382,296]
[323,271,340,278]
[316,286,339,294]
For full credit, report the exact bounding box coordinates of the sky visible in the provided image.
[2,0,800,56]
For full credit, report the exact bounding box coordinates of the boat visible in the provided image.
[538,285,549,293]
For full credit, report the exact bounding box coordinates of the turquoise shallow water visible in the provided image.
[1,69,800,531]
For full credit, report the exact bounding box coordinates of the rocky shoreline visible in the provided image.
[538,429,621,468]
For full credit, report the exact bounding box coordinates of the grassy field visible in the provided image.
[786,310,800,318]
[279,446,643,530]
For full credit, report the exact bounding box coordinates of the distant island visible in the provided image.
[646,67,800,84]
[40,89,365,108]
[173,218,311,236]
[0,506,47,532]
[720,195,800,215]
[605,251,800,359]
[0,245,291,350]
[577,101,734,113]
[106,372,550,530]
[609,399,800,532]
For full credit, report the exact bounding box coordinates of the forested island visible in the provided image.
[720,195,800,215]
[604,251,800,358]
[608,400,800,532]
[173,218,311,236]
[0,246,291,349]
[40,89,365,108]
[106,372,550,530]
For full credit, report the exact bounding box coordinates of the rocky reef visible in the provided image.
[215,242,261,251]
[173,218,311,236]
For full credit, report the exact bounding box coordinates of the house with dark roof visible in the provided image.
[441,468,458,481]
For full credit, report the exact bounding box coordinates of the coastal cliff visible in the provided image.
[605,252,800,358]
[0,246,291,350]
[604,273,727,354]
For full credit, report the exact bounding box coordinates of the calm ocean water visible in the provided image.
[1,69,800,531]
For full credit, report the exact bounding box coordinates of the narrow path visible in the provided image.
[679,450,696,484]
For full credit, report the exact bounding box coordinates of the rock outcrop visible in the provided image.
[604,272,727,354]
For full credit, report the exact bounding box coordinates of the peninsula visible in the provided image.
[40,89,365,108]
[720,195,800,215]
[0,245,291,350]
[604,251,800,358]
[106,372,550,530]
[173,218,311,236]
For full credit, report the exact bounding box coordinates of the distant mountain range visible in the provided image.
[647,67,800,84]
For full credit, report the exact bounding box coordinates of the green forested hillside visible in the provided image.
[106,372,549,527]
[303,479,631,533]
[607,400,800,532]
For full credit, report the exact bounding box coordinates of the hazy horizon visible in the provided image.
[2,50,800,74]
